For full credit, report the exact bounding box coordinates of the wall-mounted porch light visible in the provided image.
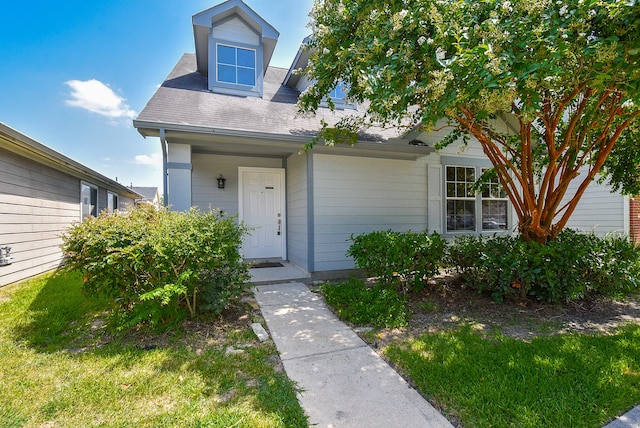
[217,175,226,189]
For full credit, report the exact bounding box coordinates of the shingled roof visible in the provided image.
[136,53,396,141]
[134,50,447,160]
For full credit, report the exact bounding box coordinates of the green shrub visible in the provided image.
[61,205,249,329]
[320,278,409,328]
[449,229,640,303]
[347,230,446,292]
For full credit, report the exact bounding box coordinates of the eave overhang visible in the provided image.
[0,122,142,200]
[133,120,434,161]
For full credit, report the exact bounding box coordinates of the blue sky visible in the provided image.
[0,0,314,189]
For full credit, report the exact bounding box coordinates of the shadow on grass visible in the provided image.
[7,270,307,427]
[13,270,112,351]
[385,323,640,428]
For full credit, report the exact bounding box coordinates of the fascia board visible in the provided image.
[132,120,434,160]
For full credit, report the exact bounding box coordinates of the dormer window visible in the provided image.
[329,81,347,100]
[323,80,356,110]
[217,44,256,86]
[192,0,279,98]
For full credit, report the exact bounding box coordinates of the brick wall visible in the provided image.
[630,198,640,245]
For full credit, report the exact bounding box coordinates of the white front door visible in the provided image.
[239,167,285,259]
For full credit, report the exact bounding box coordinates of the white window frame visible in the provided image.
[320,80,357,110]
[445,165,477,232]
[107,191,119,213]
[480,168,509,231]
[80,182,98,222]
[329,81,347,100]
[216,43,257,87]
[443,162,511,235]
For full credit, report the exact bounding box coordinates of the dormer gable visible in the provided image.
[285,37,356,110]
[284,36,312,93]
[192,0,279,97]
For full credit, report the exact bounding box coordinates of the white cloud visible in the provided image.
[133,152,163,166]
[65,79,136,119]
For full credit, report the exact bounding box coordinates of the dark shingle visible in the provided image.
[135,54,396,142]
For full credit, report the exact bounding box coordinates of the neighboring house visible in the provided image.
[131,186,161,207]
[134,0,630,278]
[0,122,141,286]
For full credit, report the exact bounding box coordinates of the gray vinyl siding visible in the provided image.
[0,147,136,286]
[191,153,282,216]
[0,147,79,286]
[312,154,428,272]
[286,153,309,270]
[563,175,627,235]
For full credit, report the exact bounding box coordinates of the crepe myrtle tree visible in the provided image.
[298,0,640,243]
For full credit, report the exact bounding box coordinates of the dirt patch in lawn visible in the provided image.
[366,272,640,346]
[65,292,267,354]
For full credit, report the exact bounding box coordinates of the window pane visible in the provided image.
[466,168,475,182]
[482,200,507,230]
[236,48,255,67]
[446,166,455,181]
[218,64,236,83]
[217,45,236,65]
[237,67,256,86]
[331,82,347,99]
[447,200,476,231]
[446,183,456,198]
[465,183,475,197]
[107,193,118,213]
[81,184,97,221]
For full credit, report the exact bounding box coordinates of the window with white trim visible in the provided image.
[481,168,508,231]
[81,182,97,221]
[321,80,356,110]
[329,81,348,100]
[445,165,509,233]
[216,44,256,86]
[446,166,477,231]
[107,192,119,213]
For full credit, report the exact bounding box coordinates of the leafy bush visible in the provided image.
[347,230,446,292]
[61,205,249,328]
[448,229,640,303]
[320,278,409,328]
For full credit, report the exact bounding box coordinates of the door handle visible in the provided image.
[277,218,281,235]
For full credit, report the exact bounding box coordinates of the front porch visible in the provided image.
[248,261,310,285]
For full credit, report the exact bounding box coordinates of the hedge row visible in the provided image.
[348,229,640,302]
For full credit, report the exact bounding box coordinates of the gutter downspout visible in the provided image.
[160,128,168,207]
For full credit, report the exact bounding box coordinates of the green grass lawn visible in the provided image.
[384,324,640,427]
[321,278,640,428]
[0,271,307,428]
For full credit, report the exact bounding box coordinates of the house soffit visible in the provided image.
[162,129,434,161]
[284,35,311,89]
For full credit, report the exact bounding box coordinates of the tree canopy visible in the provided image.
[298,0,640,243]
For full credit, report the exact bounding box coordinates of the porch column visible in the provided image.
[167,143,192,211]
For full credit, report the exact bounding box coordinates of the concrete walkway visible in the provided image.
[253,282,453,428]
[604,406,640,428]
